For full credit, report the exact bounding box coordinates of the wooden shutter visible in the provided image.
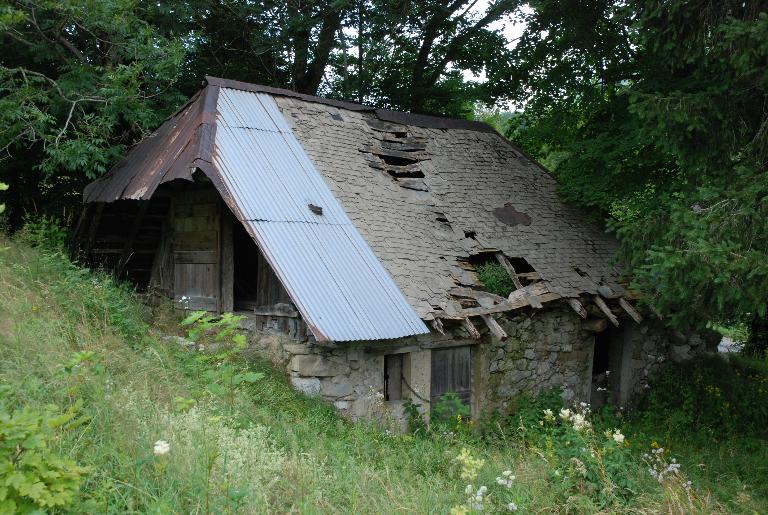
[430,346,471,407]
[172,189,221,311]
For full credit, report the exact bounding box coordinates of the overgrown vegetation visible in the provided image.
[0,234,765,512]
[476,262,516,298]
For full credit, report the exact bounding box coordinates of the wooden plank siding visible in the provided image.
[430,346,472,408]
[171,188,222,311]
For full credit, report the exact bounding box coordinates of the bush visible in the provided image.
[635,354,768,437]
[0,392,89,512]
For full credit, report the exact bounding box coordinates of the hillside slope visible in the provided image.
[0,236,764,513]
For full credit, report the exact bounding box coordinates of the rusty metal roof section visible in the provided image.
[83,87,219,203]
[212,87,428,341]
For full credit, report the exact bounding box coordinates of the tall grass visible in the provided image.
[0,235,763,513]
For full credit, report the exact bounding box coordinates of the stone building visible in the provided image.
[75,77,700,423]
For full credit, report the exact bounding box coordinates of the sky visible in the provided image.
[461,1,531,83]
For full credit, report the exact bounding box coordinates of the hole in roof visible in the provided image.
[464,230,477,240]
[380,154,419,167]
[574,266,589,277]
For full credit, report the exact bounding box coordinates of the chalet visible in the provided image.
[75,77,704,423]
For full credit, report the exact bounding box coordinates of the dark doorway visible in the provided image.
[232,220,260,309]
[591,327,621,408]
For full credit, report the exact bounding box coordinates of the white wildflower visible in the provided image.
[559,408,572,421]
[495,470,515,488]
[153,439,170,456]
[572,413,590,431]
[612,430,625,444]
[507,502,518,511]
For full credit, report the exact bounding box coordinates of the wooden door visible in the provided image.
[431,346,471,408]
[172,188,221,311]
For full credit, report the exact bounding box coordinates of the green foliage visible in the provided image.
[0,181,6,216]
[507,1,768,343]
[476,262,515,297]
[180,311,264,404]
[635,354,768,437]
[18,216,68,251]
[0,392,89,513]
[431,392,472,433]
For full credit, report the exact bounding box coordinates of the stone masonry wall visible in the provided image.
[479,307,595,414]
[237,303,699,423]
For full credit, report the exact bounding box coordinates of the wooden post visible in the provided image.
[220,208,234,313]
[461,317,481,340]
[481,314,507,341]
[618,297,643,324]
[495,252,543,308]
[593,295,619,327]
[567,298,588,319]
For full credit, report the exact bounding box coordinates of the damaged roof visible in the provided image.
[83,76,624,339]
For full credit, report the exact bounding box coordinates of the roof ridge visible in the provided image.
[204,76,497,133]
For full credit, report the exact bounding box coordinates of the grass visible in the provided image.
[0,235,766,513]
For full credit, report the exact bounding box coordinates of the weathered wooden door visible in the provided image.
[431,346,472,408]
[172,188,221,311]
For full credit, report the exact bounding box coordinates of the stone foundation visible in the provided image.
[237,303,702,424]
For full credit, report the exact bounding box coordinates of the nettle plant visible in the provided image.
[180,311,264,407]
[0,388,90,513]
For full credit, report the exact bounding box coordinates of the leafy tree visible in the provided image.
[325,0,521,114]
[508,0,768,350]
[0,0,186,225]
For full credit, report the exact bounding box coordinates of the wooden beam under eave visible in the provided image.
[567,298,588,319]
[495,252,544,308]
[593,295,619,327]
[618,297,643,324]
[431,318,445,335]
[437,284,561,320]
[481,314,508,341]
[461,317,481,339]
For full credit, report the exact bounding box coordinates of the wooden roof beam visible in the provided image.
[619,297,643,324]
[593,295,619,327]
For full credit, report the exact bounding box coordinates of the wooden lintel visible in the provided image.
[593,296,619,327]
[461,317,481,340]
[431,318,445,335]
[449,287,507,304]
[583,317,608,333]
[567,298,588,319]
[618,297,643,324]
[481,314,508,341]
[517,271,541,281]
[438,290,562,320]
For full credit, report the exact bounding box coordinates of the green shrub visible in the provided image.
[19,216,69,251]
[635,354,768,437]
[476,262,516,297]
[0,393,90,513]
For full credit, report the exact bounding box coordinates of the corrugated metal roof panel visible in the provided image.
[214,88,428,342]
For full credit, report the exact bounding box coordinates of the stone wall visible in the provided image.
[479,307,595,414]
[237,302,699,424]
